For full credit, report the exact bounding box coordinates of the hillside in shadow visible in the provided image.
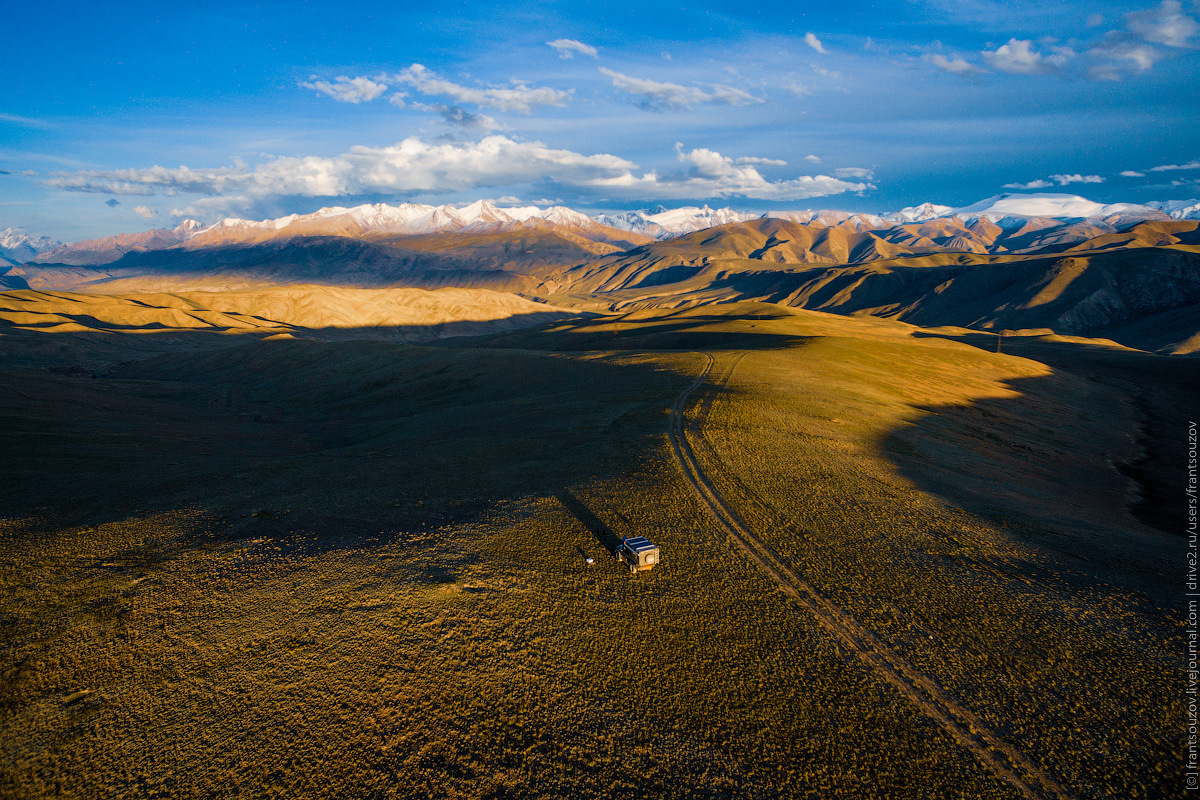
[883,334,1191,606]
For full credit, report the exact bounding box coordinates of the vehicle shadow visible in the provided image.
[555,489,622,555]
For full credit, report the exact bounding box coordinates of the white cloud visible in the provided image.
[45,136,637,198]
[1088,39,1161,77]
[804,33,828,54]
[1149,158,1200,171]
[1086,13,1104,26]
[600,68,709,109]
[1088,1,1199,79]
[599,67,760,109]
[1050,173,1105,184]
[1003,179,1054,189]
[299,76,389,104]
[392,64,571,113]
[586,143,872,201]
[45,139,875,207]
[46,164,249,195]
[132,205,158,219]
[834,167,873,179]
[783,79,812,97]
[547,39,598,59]
[982,39,1072,74]
[804,154,821,163]
[925,53,986,76]
[1126,0,1199,46]
[1119,170,1146,177]
[709,84,763,105]
[736,156,787,166]
[0,112,55,130]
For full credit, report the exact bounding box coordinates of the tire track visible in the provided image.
[669,352,1074,800]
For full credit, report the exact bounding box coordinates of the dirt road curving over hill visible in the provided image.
[668,351,1075,800]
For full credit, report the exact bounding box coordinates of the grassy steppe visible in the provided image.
[0,298,1180,798]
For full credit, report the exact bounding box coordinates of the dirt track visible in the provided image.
[668,351,1075,800]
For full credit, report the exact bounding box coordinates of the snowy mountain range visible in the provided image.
[10,193,1200,267]
[1,228,62,266]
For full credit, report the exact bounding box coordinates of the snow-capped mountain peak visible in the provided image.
[1,227,63,265]
[1145,199,1200,220]
[882,202,954,224]
[948,193,1166,223]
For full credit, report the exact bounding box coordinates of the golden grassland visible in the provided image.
[0,297,1184,798]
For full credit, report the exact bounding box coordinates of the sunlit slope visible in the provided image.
[0,285,577,339]
[551,245,1200,354]
[666,309,1177,798]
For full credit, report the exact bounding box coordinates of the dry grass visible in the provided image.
[0,299,1180,798]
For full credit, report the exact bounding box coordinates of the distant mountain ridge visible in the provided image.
[17,192,1200,269]
[6,194,1199,356]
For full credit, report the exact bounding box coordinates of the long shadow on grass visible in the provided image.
[0,314,808,556]
[554,489,621,555]
[877,335,1195,607]
[441,309,815,353]
[909,330,1200,543]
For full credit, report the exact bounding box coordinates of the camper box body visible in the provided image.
[617,537,660,572]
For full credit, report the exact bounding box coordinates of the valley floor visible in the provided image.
[0,298,1183,798]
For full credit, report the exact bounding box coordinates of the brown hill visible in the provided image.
[558,246,1200,354]
[0,285,578,341]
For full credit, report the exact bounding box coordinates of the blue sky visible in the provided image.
[3,0,1198,241]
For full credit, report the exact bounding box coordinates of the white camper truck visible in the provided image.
[616,536,661,573]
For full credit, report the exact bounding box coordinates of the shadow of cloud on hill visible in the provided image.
[446,309,816,353]
[909,329,1200,542]
[879,355,1187,607]
[0,314,807,558]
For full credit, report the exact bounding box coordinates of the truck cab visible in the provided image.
[617,536,661,572]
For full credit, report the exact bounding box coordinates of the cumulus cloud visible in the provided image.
[1119,170,1146,177]
[599,67,761,110]
[547,39,598,59]
[300,75,389,104]
[951,2,1198,82]
[925,53,986,76]
[45,136,636,198]
[804,33,827,54]
[804,154,821,163]
[44,138,873,208]
[392,64,571,113]
[585,143,872,201]
[132,205,158,218]
[1003,179,1054,189]
[1088,1,1199,79]
[982,39,1072,74]
[1150,158,1200,171]
[1126,0,1199,46]
[1050,173,1105,184]
[834,167,873,179]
